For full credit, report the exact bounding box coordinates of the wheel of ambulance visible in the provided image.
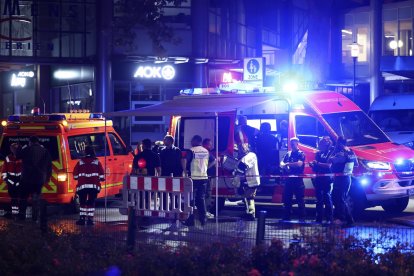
[209,197,225,215]
[381,196,409,214]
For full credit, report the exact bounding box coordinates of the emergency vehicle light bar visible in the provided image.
[7,114,66,122]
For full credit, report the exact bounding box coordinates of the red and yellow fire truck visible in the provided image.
[0,110,133,207]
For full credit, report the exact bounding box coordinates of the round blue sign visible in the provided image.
[246,59,260,74]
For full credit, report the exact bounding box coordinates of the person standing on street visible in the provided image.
[182,135,209,227]
[280,137,306,221]
[160,135,182,177]
[310,136,334,224]
[329,136,357,227]
[132,139,161,176]
[202,138,217,219]
[73,146,104,226]
[234,143,260,221]
[255,122,280,183]
[15,136,52,222]
[2,143,22,219]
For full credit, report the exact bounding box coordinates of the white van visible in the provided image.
[369,94,414,148]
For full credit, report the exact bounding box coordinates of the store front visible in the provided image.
[1,66,36,117]
[111,61,193,146]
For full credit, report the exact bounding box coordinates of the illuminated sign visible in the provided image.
[10,73,26,87]
[17,71,34,78]
[134,65,175,80]
[243,57,264,82]
[222,72,233,83]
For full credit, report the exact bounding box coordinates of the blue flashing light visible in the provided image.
[90,113,103,119]
[360,178,369,187]
[7,115,20,122]
[48,114,67,121]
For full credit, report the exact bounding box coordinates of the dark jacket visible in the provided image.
[17,143,52,191]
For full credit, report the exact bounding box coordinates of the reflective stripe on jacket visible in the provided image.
[1,155,22,186]
[73,157,105,192]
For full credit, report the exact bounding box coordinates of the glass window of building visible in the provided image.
[0,0,95,58]
[383,7,412,57]
[399,19,412,56]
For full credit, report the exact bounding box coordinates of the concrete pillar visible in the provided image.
[369,0,383,104]
[35,65,51,113]
[191,0,209,87]
[95,0,113,112]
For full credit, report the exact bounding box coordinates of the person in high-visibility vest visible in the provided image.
[234,143,260,221]
[182,135,209,227]
[73,146,104,226]
[1,143,22,219]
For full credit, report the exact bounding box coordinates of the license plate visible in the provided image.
[408,189,414,196]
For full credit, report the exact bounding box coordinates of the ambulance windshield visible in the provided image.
[322,111,389,146]
[0,136,59,160]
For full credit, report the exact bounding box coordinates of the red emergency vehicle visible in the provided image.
[0,111,133,208]
[105,87,414,215]
[167,89,414,215]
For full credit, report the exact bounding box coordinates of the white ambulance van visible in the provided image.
[369,93,414,149]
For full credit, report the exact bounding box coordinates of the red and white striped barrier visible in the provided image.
[120,175,193,221]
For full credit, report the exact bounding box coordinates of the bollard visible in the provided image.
[126,206,136,251]
[256,210,267,246]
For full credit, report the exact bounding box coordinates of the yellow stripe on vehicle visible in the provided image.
[42,180,57,193]
[0,181,6,193]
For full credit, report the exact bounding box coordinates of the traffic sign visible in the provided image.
[243,57,264,82]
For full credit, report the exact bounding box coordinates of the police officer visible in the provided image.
[182,135,209,227]
[280,137,306,221]
[160,135,182,177]
[310,136,334,223]
[329,136,357,227]
[73,146,105,226]
[235,143,260,220]
[1,143,22,218]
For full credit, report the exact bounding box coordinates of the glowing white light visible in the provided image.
[283,81,298,93]
[134,65,175,80]
[10,74,26,87]
[54,70,79,80]
[360,178,369,186]
[389,40,403,50]
[17,71,34,78]
[395,158,404,165]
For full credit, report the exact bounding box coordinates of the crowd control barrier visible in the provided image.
[121,175,194,221]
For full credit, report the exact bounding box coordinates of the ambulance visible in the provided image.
[160,87,414,215]
[0,110,133,209]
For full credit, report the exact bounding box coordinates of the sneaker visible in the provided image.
[86,220,94,226]
[76,219,85,226]
[206,212,215,219]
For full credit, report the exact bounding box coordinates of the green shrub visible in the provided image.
[1,221,414,276]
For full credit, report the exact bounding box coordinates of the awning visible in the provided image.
[104,94,281,117]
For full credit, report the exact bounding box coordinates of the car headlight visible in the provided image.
[361,160,390,170]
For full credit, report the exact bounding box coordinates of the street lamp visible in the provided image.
[350,42,360,102]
